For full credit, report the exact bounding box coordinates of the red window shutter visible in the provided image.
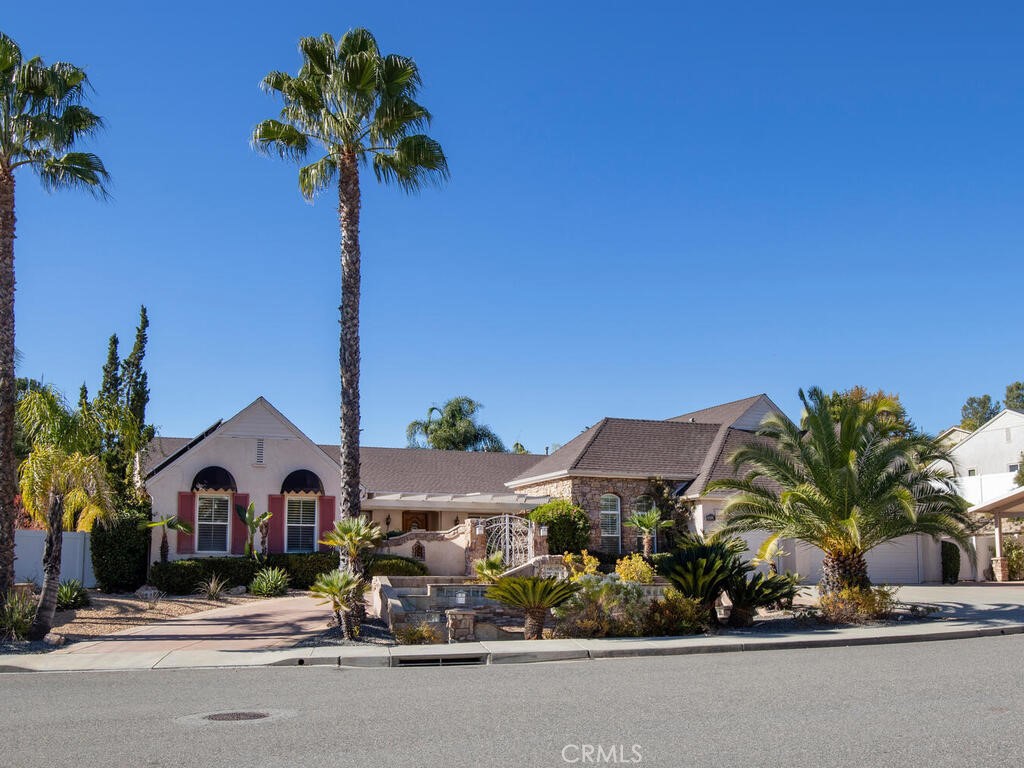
[318,496,337,552]
[176,492,195,554]
[267,495,285,554]
[230,493,249,555]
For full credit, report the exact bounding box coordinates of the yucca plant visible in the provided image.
[249,566,290,597]
[709,387,973,593]
[309,569,366,640]
[0,590,35,640]
[485,576,579,640]
[55,578,90,610]
[195,573,230,601]
[473,551,505,583]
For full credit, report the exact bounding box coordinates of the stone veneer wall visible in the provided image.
[515,476,671,554]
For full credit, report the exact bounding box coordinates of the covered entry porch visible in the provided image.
[968,486,1024,582]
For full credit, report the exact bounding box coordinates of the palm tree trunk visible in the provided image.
[523,608,547,640]
[159,528,169,563]
[340,609,356,640]
[0,168,15,605]
[28,495,63,640]
[642,532,652,559]
[820,550,870,594]
[337,150,362,522]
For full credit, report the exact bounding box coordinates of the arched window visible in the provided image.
[599,494,621,553]
[411,541,426,561]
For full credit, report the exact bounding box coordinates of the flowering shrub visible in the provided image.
[818,586,897,624]
[563,550,599,581]
[553,574,647,638]
[644,587,707,636]
[615,553,655,584]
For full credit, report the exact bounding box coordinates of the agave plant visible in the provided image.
[195,573,230,601]
[485,577,579,640]
[309,569,367,640]
[473,551,505,583]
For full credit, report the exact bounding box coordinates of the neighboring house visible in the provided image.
[143,397,546,561]
[939,409,1024,506]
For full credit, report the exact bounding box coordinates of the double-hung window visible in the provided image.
[286,497,317,553]
[599,494,621,553]
[196,495,230,552]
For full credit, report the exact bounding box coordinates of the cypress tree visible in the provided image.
[121,306,151,440]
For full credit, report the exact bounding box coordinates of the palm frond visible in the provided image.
[372,134,449,192]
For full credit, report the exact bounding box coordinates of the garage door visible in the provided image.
[865,537,920,584]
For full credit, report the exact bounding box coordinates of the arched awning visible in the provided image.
[281,469,324,495]
[191,466,237,493]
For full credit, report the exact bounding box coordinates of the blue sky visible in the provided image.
[5,2,1024,450]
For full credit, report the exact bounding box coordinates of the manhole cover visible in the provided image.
[204,712,269,722]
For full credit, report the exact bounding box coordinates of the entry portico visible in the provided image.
[968,486,1024,582]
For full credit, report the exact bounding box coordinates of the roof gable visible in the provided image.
[667,393,783,430]
[948,409,1024,457]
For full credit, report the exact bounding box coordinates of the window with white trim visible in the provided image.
[196,495,230,552]
[286,497,317,553]
[631,495,656,553]
[1010,463,1020,473]
[599,494,621,539]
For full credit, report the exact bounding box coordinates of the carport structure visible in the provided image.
[968,485,1024,581]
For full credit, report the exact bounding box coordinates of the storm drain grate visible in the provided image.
[395,655,486,667]
[203,711,270,722]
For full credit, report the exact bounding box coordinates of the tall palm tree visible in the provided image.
[406,396,507,452]
[18,387,113,639]
[253,29,448,523]
[0,33,109,604]
[623,508,674,558]
[708,387,972,593]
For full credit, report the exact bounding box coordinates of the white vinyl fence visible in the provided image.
[14,529,95,588]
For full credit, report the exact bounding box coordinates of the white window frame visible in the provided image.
[195,494,231,554]
[285,495,318,553]
[599,494,621,553]
[1010,463,1021,473]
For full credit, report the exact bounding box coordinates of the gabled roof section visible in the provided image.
[506,418,722,487]
[143,424,221,479]
[667,393,775,427]
[947,408,1024,457]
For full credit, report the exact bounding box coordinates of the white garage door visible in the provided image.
[865,537,920,584]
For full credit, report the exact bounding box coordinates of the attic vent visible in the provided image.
[256,438,265,464]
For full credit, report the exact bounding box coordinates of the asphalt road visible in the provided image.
[2,635,1020,768]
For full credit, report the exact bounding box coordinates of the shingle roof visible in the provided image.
[141,436,193,476]
[507,418,723,485]
[321,445,544,495]
[667,394,765,424]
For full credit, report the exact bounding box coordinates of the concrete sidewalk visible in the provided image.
[3,583,1024,673]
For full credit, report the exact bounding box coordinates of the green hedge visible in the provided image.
[150,551,427,594]
[528,499,591,555]
[91,508,150,592]
[648,552,674,577]
[941,541,961,584]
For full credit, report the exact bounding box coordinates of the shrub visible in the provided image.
[1003,538,1024,581]
[563,550,599,581]
[91,508,150,592]
[553,574,647,638]
[266,552,338,588]
[615,553,655,584]
[394,621,441,645]
[366,553,429,577]
[197,557,261,588]
[644,587,708,636]
[1,591,36,640]
[941,540,961,584]
[818,586,897,624]
[250,567,290,597]
[56,579,90,610]
[648,552,674,577]
[473,552,505,583]
[665,538,747,619]
[195,574,230,600]
[150,560,206,595]
[529,499,591,554]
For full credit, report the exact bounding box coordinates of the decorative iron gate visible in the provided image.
[483,515,533,569]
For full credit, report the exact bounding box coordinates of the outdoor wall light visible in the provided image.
[539,525,549,537]
[455,590,467,606]
[475,521,484,535]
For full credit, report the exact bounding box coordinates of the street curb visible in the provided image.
[2,622,1023,673]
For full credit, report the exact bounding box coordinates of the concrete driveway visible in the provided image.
[55,596,327,654]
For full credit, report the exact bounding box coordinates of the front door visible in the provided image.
[403,511,430,532]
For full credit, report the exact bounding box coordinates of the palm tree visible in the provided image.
[473,551,505,584]
[143,515,193,564]
[0,33,109,604]
[18,388,114,639]
[253,29,448,524]
[485,577,579,640]
[310,569,366,640]
[623,508,674,558]
[708,387,972,594]
[319,514,383,626]
[406,396,506,452]
[234,501,272,559]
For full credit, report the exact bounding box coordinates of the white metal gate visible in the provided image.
[483,515,534,569]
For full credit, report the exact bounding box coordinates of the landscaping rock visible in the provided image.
[227,585,247,596]
[43,632,65,647]
[135,585,162,602]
